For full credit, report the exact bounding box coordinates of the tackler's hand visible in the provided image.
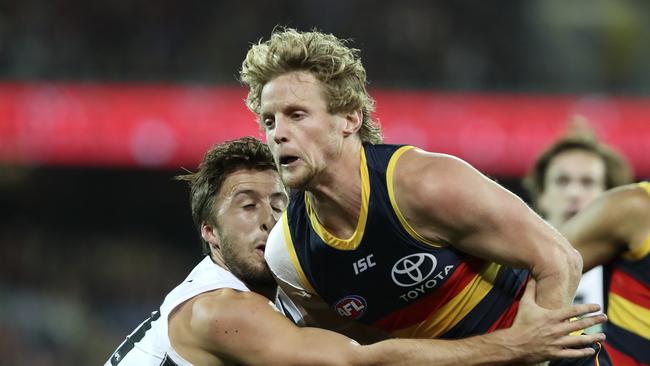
[507,279,606,365]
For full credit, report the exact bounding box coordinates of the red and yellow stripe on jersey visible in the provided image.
[603,181,650,365]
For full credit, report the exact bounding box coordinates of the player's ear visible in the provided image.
[201,222,220,250]
[342,109,362,137]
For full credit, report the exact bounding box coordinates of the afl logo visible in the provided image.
[334,295,367,319]
[391,253,437,287]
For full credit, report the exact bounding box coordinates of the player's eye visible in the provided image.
[290,111,305,120]
[555,175,570,187]
[261,115,275,129]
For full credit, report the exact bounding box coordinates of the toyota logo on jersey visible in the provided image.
[391,253,438,287]
[334,295,367,319]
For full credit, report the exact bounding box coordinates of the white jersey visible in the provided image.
[265,215,325,311]
[573,265,604,311]
[104,256,249,366]
[265,218,308,295]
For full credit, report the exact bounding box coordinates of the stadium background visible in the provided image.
[0,1,649,364]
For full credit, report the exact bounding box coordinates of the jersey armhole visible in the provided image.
[386,145,445,248]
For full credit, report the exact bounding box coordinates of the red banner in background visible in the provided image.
[0,83,648,177]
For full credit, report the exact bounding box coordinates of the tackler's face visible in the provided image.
[538,149,606,227]
[260,71,350,190]
[211,168,287,286]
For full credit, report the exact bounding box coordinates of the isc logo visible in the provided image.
[334,295,367,319]
[352,254,376,275]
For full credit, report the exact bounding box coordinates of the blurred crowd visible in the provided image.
[0,167,198,364]
[0,0,649,92]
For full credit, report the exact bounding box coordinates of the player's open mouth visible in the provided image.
[280,155,299,166]
[255,244,266,257]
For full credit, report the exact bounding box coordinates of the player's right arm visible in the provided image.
[562,184,650,272]
[171,286,606,366]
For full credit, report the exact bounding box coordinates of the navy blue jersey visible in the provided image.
[281,143,527,338]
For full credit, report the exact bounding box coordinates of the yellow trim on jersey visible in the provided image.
[304,146,370,250]
[639,181,650,196]
[624,232,650,261]
[387,145,445,248]
[282,211,317,294]
[594,342,602,366]
[608,293,650,340]
[390,262,503,338]
[622,182,650,261]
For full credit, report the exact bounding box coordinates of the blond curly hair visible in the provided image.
[240,28,382,144]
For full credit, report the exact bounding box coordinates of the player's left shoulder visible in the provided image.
[389,148,487,234]
[394,147,484,199]
[397,147,465,169]
[604,183,650,218]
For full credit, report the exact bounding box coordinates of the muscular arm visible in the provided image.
[393,149,582,308]
[562,184,650,272]
[171,286,605,366]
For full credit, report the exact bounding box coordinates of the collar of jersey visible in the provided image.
[304,145,369,251]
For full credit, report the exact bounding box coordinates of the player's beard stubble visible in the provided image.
[218,232,277,288]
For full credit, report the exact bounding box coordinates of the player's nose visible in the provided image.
[272,116,290,144]
[260,204,277,232]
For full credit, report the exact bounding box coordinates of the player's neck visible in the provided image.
[307,142,363,238]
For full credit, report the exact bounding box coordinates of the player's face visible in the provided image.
[213,169,287,286]
[260,71,349,189]
[538,149,606,227]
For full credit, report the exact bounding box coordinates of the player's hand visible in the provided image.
[507,278,606,365]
